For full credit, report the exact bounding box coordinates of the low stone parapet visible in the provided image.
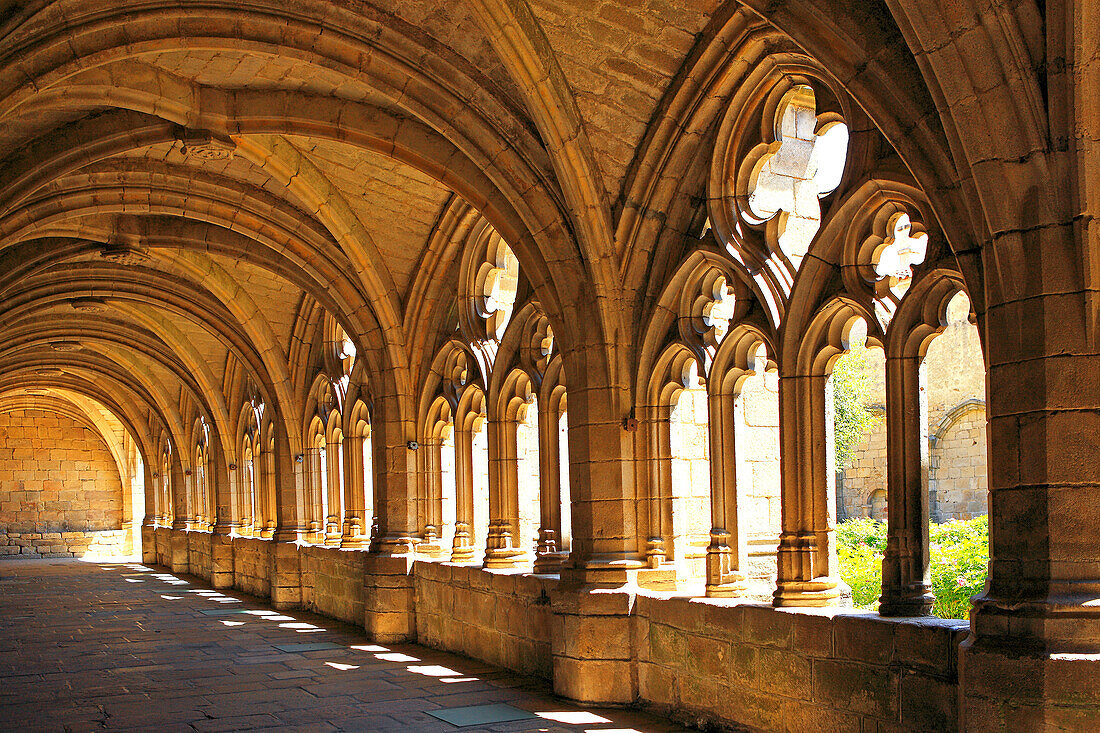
[143,527,971,731]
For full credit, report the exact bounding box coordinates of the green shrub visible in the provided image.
[836,514,988,619]
[929,514,988,619]
[836,518,887,609]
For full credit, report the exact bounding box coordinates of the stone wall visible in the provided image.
[147,528,968,731]
[670,381,711,579]
[740,369,782,582]
[741,371,782,533]
[154,526,173,567]
[187,531,211,578]
[0,408,128,557]
[0,528,127,558]
[838,411,888,521]
[929,403,988,521]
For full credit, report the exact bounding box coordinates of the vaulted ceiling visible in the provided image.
[0,0,1059,475]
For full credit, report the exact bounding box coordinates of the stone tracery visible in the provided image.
[742,85,850,267]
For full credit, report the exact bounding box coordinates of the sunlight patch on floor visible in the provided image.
[325,662,359,671]
[407,665,462,677]
[536,711,611,724]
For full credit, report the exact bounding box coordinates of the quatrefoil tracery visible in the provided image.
[474,235,520,341]
[873,212,928,293]
[854,203,933,328]
[699,276,736,347]
[740,85,849,269]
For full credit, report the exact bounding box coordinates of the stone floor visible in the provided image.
[0,558,694,733]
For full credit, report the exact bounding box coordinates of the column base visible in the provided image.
[450,545,478,564]
[450,523,476,563]
[484,522,525,568]
[484,547,526,569]
[705,537,748,597]
[706,575,750,598]
[879,584,935,617]
[773,576,849,607]
[533,550,569,574]
[551,584,637,704]
[960,639,1100,732]
[559,557,648,587]
[370,534,419,556]
[210,533,234,589]
[340,534,370,550]
[363,554,415,643]
[272,528,304,543]
[269,540,302,609]
[644,537,666,569]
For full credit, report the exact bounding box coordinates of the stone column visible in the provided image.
[340,434,368,547]
[259,446,277,538]
[208,437,235,589]
[705,388,748,596]
[534,401,567,572]
[450,428,476,562]
[169,458,190,574]
[208,438,236,536]
[367,392,419,555]
[269,421,306,609]
[325,436,343,545]
[559,360,646,585]
[141,460,157,564]
[362,393,417,641]
[880,356,933,615]
[960,296,1100,728]
[644,405,672,568]
[302,446,323,542]
[774,373,844,606]
[485,416,523,568]
[418,437,443,552]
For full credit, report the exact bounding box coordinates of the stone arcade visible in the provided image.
[0,1,1098,731]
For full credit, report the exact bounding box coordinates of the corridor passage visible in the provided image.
[0,559,690,733]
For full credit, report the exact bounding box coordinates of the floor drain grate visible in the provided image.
[426,703,537,727]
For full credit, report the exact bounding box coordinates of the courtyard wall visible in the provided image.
[838,301,987,523]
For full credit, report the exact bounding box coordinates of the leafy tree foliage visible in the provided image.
[830,331,882,468]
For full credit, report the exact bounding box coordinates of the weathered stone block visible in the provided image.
[900,671,958,731]
[813,659,899,717]
[552,657,634,704]
[560,613,631,660]
[742,604,792,648]
[638,661,678,707]
[648,621,687,666]
[893,617,965,674]
[789,608,834,657]
[718,685,790,732]
[834,613,895,664]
